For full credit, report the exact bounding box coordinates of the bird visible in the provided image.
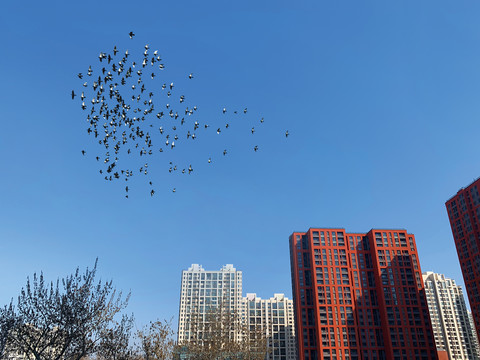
[188,73,193,79]
[244,108,247,114]
[223,108,226,114]
[172,188,176,193]
[129,31,135,38]
[188,165,193,174]
[223,149,227,156]
[251,127,255,134]
[208,158,212,163]
[150,189,155,196]
[260,117,264,123]
[71,90,76,99]
[78,73,83,79]
[285,130,289,138]
[254,145,258,152]
[81,150,86,155]
[217,128,221,134]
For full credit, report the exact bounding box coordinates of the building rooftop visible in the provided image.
[186,264,238,272]
[446,176,480,202]
[292,227,408,234]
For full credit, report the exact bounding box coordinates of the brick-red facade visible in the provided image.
[445,178,480,340]
[289,228,437,360]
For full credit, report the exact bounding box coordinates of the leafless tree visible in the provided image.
[183,304,268,360]
[0,303,17,360]
[6,259,130,360]
[136,319,176,360]
[96,314,135,360]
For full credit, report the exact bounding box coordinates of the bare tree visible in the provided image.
[0,303,17,360]
[7,259,130,360]
[136,319,176,360]
[183,304,267,360]
[96,314,135,360]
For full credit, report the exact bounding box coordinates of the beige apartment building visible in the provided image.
[245,293,297,360]
[423,271,480,360]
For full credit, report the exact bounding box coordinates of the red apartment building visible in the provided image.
[289,228,438,360]
[445,178,480,340]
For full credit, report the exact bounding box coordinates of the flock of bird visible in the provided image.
[72,32,289,197]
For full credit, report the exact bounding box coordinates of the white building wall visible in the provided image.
[244,293,297,360]
[177,264,243,343]
[423,271,480,360]
[469,311,480,358]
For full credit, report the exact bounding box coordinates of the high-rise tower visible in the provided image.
[245,293,297,360]
[289,228,438,360]
[445,178,480,340]
[423,271,480,360]
[177,264,243,344]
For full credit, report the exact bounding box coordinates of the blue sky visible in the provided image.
[1,0,480,329]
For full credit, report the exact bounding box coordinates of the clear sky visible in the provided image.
[1,0,480,330]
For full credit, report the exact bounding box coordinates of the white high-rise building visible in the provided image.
[469,311,480,358]
[177,264,243,343]
[244,293,297,360]
[423,271,480,360]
